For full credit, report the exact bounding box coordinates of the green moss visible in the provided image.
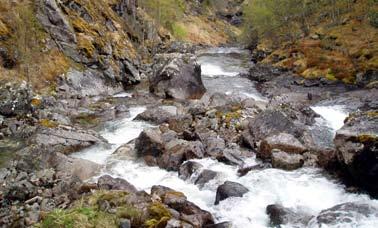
[40,119,59,128]
[145,202,171,228]
[74,114,100,127]
[357,134,377,143]
[325,69,337,81]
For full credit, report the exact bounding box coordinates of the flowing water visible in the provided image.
[72,48,378,228]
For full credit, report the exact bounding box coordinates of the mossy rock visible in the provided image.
[0,19,10,37]
[40,119,59,128]
[145,202,172,228]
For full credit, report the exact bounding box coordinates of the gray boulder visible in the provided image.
[150,53,206,100]
[308,202,378,227]
[271,150,304,171]
[259,133,307,159]
[195,169,219,187]
[214,181,249,205]
[0,81,31,117]
[135,128,164,166]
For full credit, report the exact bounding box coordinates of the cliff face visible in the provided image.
[0,0,241,92]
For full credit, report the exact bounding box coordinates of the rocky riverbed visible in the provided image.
[0,46,377,227]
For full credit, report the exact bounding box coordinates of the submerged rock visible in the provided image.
[214,181,249,205]
[308,202,378,227]
[150,53,206,100]
[266,204,312,227]
[179,161,203,180]
[195,169,219,187]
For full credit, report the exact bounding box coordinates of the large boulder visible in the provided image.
[307,202,378,227]
[259,133,307,159]
[334,111,378,197]
[246,109,304,148]
[150,53,206,100]
[214,181,249,205]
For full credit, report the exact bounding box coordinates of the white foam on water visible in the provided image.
[201,63,240,77]
[72,107,150,164]
[311,105,349,132]
[113,92,132,98]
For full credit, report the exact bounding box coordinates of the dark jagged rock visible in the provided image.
[135,128,164,166]
[204,222,233,228]
[150,53,206,100]
[334,111,378,197]
[214,181,248,205]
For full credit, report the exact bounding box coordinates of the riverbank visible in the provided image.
[1,45,377,227]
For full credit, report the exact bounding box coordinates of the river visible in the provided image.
[72,48,378,228]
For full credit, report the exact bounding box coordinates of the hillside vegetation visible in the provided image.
[242,0,378,84]
[0,0,240,92]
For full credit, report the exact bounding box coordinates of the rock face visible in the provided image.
[334,111,378,197]
[215,181,249,205]
[308,202,378,227]
[150,53,206,100]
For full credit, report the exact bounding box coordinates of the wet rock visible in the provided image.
[334,111,378,197]
[271,150,304,171]
[135,128,164,166]
[216,148,244,166]
[266,204,312,227]
[97,175,137,193]
[237,163,272,177]
[195,169,219,187]
[308,202,378,227]
[179,161,203,180]
[134,106,177,124]
[31,126,105,155]
[150,53,206,100]
[215,181,249,205]
[259,133,307,160]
